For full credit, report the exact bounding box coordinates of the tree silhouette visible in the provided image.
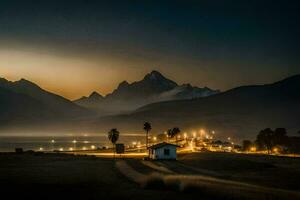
[273,128,288,146]
[167,127,181,144]
[242,140,252,151]
[172,127,181,145]
[167,129,173,142]
[143,122,152,148]
[256,128,273,154]
[108,128,120,158]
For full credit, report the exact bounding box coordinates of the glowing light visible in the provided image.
[82,147,86,150]
[83,140,89,144]
[59,148,64,151]
[91,145,96,149]
[51,140,55,143]
[212,130,215,134]
[250,147,256,152]
[184,133,187,139]
[39,147,43,151]
[227,137,231,141]
[192,132,196,138]
[190,140,194,151]
[153,136,157,141]
[72,140,77,144]
[273,147,279,153]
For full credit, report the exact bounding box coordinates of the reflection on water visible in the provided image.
[0,134,145,152]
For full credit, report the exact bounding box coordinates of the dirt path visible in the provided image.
[141,160,174,174]
[116,159,300,199]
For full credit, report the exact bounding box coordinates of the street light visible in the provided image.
[72,140,77,150]
[50,139,55,151]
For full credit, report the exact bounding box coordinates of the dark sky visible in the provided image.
[0,0,299,99]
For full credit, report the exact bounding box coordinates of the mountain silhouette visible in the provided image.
[94,74,300,140]
[74,70,219,114]
[0,78,93,128]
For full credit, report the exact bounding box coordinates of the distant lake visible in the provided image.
[0,134,145,152]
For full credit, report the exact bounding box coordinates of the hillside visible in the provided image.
[0,78,93,129]
[93,75,300,140]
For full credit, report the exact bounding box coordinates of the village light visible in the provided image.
[39,147,43,151]
[83,140,89,144]
[50,140,55,151]
[273,147,279,153]
[153,136,157,141]
[190,140,194,151]
[250,147,256,152]
[184,133,187,139]
[227,137,231,141]
[82,147,86,150]
[192,132,196,138]
[72,140,77,149]
[69,147,73,151]
[91,145,95,149]
[59,148,64,151]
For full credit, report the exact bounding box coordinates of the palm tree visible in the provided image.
[143,122,152,148]
[108,128,120,158]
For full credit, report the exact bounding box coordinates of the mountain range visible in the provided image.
[92,74,300,140]
[0,71,299,140]
[74,71,219,115]
[0,78,92,129]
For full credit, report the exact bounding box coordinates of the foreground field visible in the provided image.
[0,152,299,200]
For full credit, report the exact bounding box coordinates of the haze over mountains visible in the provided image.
[93,74,300,140]
[0,71,299,140]
[74,71,219,115]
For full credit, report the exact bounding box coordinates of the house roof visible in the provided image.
[147,142,179,149]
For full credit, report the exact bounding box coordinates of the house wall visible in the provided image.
[151,145,177,160]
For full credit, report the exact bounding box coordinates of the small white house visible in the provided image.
[148,142,178,160]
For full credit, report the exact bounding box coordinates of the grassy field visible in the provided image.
[174,152,300,190]
[0,152,194,200]
[0,152,299,200]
